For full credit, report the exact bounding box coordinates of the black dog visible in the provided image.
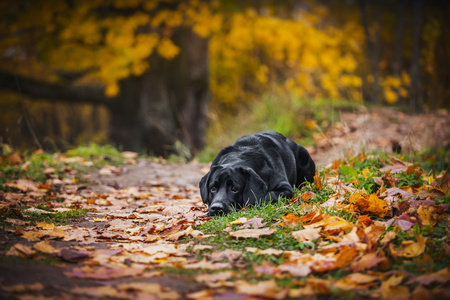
[199,130,315,216]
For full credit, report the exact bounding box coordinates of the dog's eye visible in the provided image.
[210,187,217,193]
[231,186,238,193]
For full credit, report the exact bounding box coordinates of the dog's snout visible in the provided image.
[209,203,225,216]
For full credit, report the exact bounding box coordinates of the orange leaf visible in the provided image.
[314,171,322,190]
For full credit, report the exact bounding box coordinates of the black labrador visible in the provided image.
[199,130,316,216]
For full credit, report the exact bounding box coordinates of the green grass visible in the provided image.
[0,143,126,187]
[0,205,89,227]
[197,94,362,163]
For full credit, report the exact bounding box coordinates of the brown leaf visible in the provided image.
[166,226,194,241]
[67,265,143,280]
[33,240,57,254]
[277,263,311,277]
[235,279,288,300]
[417,205,438,226]
[182,259,231,270]
[60,248,90,262]
[36,222,55,230]
[6,243,35,258]
[348,252,386,272]
[314,170,322,190]
[1,282,44,293]
[241,217,267,229]
[406,267,450,285]
[335,273,380,290]
[229,227,276,239]
[227,217,248,226]
[291,228,321,242]
[210,249,242,262]
[162,205,193,216]
[379,275,410,300]
[5,218,30,226]
[195,271,235,287]
[301,191,316,202]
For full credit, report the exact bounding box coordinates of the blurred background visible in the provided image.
[0,0,449,161]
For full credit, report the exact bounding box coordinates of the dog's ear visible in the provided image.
[199,171,211,204]
[239,167,268,206]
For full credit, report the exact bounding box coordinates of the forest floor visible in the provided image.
[0,107,449,300]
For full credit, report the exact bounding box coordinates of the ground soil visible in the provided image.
[1,107,449,299]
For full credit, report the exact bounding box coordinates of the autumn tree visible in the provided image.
[0,0,220,155]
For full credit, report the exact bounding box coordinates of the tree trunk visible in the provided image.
[109,28,209,156]
[360,0,382,104]
[409,0,423,113]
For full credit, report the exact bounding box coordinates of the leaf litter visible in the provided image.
[0,150,449,299]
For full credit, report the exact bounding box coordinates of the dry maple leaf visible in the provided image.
[291,228,321,242]
[349,193,388,218]
[379,275,410,300]
[279,213,301,227]
[33,240,57,254]
[334,273,380,290]
[229,227,276,239]
[182,259,232,270]
[406,267,450,285]
[241,216,267,229]
[36,222,55,230]
[314,170,323,190]
[416,205,438,226]
[209,249,242,262]
[227,217,248,226]
[235,279,288,300]
[277,263,312,277]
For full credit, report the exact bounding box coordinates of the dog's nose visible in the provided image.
[209,203,225,216]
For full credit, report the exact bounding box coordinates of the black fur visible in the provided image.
[199,130,315,216]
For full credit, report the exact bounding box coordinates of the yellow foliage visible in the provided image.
[157,38,180,60]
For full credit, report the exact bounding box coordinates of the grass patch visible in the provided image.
[198,94,362,162]
[0,206,89,227]
[0,143,126,187]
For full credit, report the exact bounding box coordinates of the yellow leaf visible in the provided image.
[36,222,55,230]
[417,205,437,226]
[402,235,427,258]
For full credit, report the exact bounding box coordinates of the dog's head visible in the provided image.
[199,165,268,216]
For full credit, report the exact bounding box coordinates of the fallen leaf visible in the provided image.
[235,279,288,299]
[277,263,311,277]
[349,252,386,272]
[379,275,409,300]
[182,259,231,270]
[33,240,57,254]
[5,218,30,226]
[166,226,194,241]
[406,267,450,285]
[60,248,90,262]
[417,205,438,226]
[280,213,301,226]
[229,227,276,239]
[292,228,321,242]
[227,217,248,226]
[67,265,144,280]
[1,282,44,293]
[301,191,316,202]
[162,205,193,216]
[349,193,388,217]
[71,286,127,298]
[314,171,322,190]
[6,243,35,258]
[402,235,427,258]
[210,249,242,262]
[195,271,235,286]
[335,273,380,290]
[36,222,55,230]
[241,217,267,229]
